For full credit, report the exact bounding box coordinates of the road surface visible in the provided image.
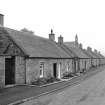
[20,65,105,105]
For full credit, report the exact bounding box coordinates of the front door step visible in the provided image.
[5,84,16,88]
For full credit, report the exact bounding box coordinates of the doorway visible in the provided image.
[58,63,61,79]
[53,63,57,78]
[85,61,87,70]
[5,56,15,85]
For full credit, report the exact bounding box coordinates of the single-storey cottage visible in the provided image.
[64,35,91,73]
[0,14,78,87]
[86,47,100,67]
[0,14,105,88]
[0,26,77,87]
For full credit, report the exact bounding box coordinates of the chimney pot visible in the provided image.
[79,43,83,49]
[49,29,55,41]
[0,14,4,26]
[94,49,97,53]
[58,35,63,44]
[87,47,92,51]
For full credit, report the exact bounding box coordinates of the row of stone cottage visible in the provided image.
[0,14,105,88]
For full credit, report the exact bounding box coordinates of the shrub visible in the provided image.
[92,65,95,67]
[31,76,60,86]
[47,76,60,83]
[31,77,47,85]
[80,69,85,73]
[62,71,74,79]
[70,73,78,76]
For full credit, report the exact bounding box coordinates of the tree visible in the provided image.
[20,28,34,34]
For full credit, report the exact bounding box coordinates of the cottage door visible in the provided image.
[74,60,76,73]
[85,61,87,70]
[5,56,15,85]
[58,63,61,79]
[53,63,57,78]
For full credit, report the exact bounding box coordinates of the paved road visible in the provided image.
[0,65,104,105]
[23,65,105,105]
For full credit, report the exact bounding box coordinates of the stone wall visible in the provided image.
[93,59,97,66]
[79,59,84,72]
[79,59,91,72]
[26,58,74,84]
[101,58,105,65]
[74,59,79,73]
[15,56,26,84]
[0,57,5,88]
[86,59,91,69]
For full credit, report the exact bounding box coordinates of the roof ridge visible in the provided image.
[60,44,77,57]
[4,27,50,41]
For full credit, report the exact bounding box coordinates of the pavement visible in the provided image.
[0,65,105,105]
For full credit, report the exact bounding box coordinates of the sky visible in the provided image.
[0,0,105,55]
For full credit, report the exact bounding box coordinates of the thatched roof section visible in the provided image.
[3,27,71,58]
[64,42,90,58]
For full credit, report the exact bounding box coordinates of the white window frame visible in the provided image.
[67,63,69,72]
[39,62,44,78]
[58,63,61,79]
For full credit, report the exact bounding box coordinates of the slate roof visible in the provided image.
[98,53,105,58]
[64,42,90,58]
[85,49,98,58]
[81,49,92,58]
[57,44,77,57]
[0,26,72,58]
[93,52,102,58]
[0,26,104,59]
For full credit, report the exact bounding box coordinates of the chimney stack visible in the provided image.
[58,35,63,44]
[0,14,4,26]
[94,49,98,53]
[49,29,55,41]
[79,43,83,49]
[87,47,92,51]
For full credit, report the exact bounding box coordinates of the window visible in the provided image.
[40,62,44,78]
[67,63,69,72]
[58,63,61,79]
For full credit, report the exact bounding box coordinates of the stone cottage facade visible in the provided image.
[0,26,26,88]
[0,14,105,88]
[64,35,91,72]
[0,23,75,87]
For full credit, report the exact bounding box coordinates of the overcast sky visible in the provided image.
[0,0,105,55]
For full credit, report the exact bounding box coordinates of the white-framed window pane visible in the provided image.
[67,64,69,72]
[58,63,61,79]
[40,62,44,77]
